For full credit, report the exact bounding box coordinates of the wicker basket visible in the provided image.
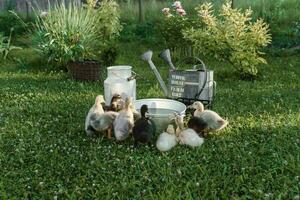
[68,61,101,81]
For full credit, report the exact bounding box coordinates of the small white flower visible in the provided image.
[264,193,272,198]
[162,8,170,14]
[172,1,182,9]
[177,169,182,175]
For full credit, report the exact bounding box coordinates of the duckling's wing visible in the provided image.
[201,110,226,130]
[91,114,115,132]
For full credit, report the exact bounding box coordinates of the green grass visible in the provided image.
[0,43,300,199]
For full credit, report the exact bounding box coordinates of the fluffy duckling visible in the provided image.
[113,97,134,141]
[188,101,228,132]
[105,94,141,121]
[130,102,141,122]
[175,114,204,147]
[85,95,105,136]
[89,111,119,139]
[174,113,184,136]
[156,125,177,152]
[104,94,125,112]
[177,128,204,147]
[132,105,156,148]
[187,116,208,137]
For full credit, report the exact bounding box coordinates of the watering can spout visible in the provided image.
[159,49,176,70]
[141,50,153,61]
[141,50,168,97]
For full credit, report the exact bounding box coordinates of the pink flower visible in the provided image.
[162,7,170,14]
[176,8,186,16]
[172,1,182,9]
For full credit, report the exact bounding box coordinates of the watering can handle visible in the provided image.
[176,57,208,99]
[175,57,206,71]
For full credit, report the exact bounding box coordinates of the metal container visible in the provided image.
[168,57,215,106]
[104,66,136,106]
[134,98,186,132]
[142,50,216,108]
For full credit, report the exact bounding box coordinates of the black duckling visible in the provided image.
[187,116,208,138]
[132,105,156,148]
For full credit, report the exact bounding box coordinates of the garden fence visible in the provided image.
[0,0,82,12]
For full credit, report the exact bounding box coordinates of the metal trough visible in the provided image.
[134,98,186,132]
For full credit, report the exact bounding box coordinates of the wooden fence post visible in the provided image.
[25,0,29,19]
[138,0,144,23]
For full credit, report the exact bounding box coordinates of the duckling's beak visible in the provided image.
[187,105,194,109]
[145,112,150,118]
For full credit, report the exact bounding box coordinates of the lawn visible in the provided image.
[0,42,299,199]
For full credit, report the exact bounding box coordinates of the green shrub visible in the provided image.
[34,0,122,68]
[120,20,159,43]
[184,2,272,79]
[160,1,200,58]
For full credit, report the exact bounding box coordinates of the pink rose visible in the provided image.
[176,8,186,16]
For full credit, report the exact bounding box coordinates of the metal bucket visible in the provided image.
[134,98,186,132]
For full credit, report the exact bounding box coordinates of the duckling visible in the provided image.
[187,116,208,138]
[175,113,204,147]
[107,94,140,121]
[127,101,141,121]
[173,113,185,136]
[113,97,134,141]
[104,94,125,112]
[177,128,204,147]
[188,101,228,133]
[85,95,105,136]
[90,111,119,139]
[132,105,156,148]
[156,125,177,152]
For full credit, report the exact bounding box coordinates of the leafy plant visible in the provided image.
[184,2,272,79]
[34,0,122,68]
[0,29,22,60]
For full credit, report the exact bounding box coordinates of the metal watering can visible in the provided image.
[141,49,216,107]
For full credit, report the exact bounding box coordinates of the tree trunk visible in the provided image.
[138,0,144,23]
[231,0,234,8]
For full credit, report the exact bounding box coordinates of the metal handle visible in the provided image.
[176,57,208,99]
[176,57,206,71]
